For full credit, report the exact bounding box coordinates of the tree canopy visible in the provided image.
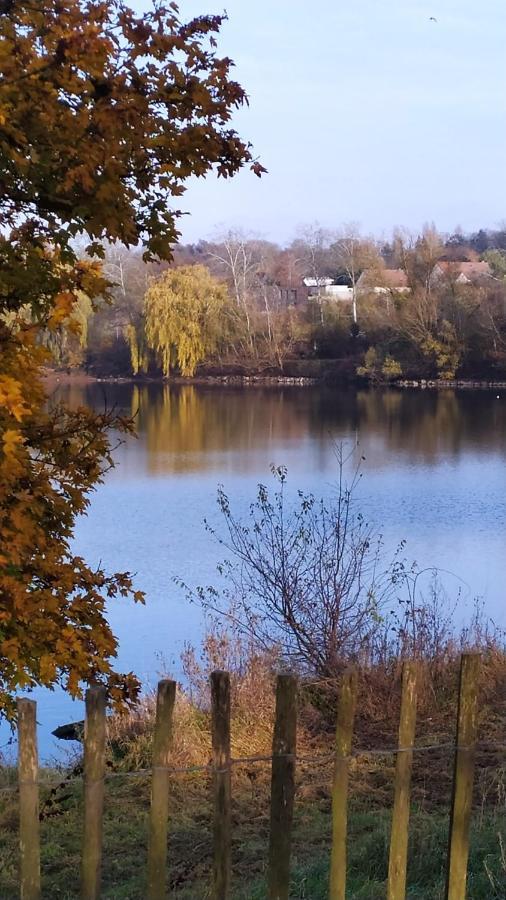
[145,264,232,376]
[0,0,258,717]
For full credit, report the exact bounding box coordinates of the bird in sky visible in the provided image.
[429,16,437,22]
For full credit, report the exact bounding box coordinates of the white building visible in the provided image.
[302,277,353,301]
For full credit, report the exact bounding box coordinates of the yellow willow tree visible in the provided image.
[144,265,233,376]
[0,0,262,719]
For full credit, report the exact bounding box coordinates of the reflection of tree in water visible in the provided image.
[50,383,506,473]
[356,390,461,462]
[132,385,314,473]
[354,390,505,461]
[305,388,505,462]
[296,387,504,467]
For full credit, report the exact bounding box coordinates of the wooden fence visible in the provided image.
[10,653,485,899]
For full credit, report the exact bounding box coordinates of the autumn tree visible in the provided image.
[41,291,93,369]
[0,0,260,717]
[144,265,233,376]
[484,249,506,280]
[400,226,444,294]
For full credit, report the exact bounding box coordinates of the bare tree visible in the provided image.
[394,224,443,297]
[205,230,297,365]
[102,243,153,331]
[250,239,296,367]
[206,229,260,352]
[185,452,408,677]
[291,222,335,324]
[331,223,380,324]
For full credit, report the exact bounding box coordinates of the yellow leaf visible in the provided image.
[48,292,76,329]
[2,428,24,456]
[0,375,30,421]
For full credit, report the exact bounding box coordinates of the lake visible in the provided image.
[6,383,506,758]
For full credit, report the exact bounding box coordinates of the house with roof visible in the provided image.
[302,276,354,301]
[356,267,411,295]
[276,282,308,307]
[273,275,309,307]
[430,260,492,285]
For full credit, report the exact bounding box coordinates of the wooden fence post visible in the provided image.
[445,652,480,900]
[211,671,231,900]
[17,698,41,900]
[268,673,298,900]
[147,679,176,900]
[329,667,358,900]
[81,685,107,900]
[387,660,419,900]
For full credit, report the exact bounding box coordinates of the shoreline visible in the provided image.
[398,378,506,389]
[43,369,506,390]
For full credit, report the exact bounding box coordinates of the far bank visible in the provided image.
[43,361,506,391]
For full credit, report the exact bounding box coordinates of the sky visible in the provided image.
[134,0,506,245]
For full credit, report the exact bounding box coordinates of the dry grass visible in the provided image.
[2,628,504,897]
[103,630,506,820]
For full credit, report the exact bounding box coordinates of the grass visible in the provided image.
[0,761,505,899]
[1,642,505,897]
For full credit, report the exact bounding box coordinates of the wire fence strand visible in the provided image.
[1,740,504,796]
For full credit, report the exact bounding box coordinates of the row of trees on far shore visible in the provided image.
[51,223,506,382]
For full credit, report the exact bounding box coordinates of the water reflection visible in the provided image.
[52,382,506,474]
[28,381,506,756]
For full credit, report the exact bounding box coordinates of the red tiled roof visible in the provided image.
[437,260,491,278]
[381,268,409,288]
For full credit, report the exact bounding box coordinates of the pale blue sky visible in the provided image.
[135,0,506,243]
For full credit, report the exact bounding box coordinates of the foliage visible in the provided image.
[144,265,233,376]
[356,347,379,380]
[484,249,506,280]
[0,0,258,717]
[419,321,461,380]
[42,291,93,368]
[67,222,506,380]
[357,347,402,383]
[0,1,261,264]
[0,330,144,717]
[124,323,149,376]
[381,354,402,379]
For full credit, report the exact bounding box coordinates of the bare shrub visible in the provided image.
[184,448,505,681]
[176,448,505,764]
[184,450,408,677]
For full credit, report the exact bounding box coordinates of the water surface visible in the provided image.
[9,384,506,757]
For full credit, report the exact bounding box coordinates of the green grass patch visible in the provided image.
[1,769,505,898]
